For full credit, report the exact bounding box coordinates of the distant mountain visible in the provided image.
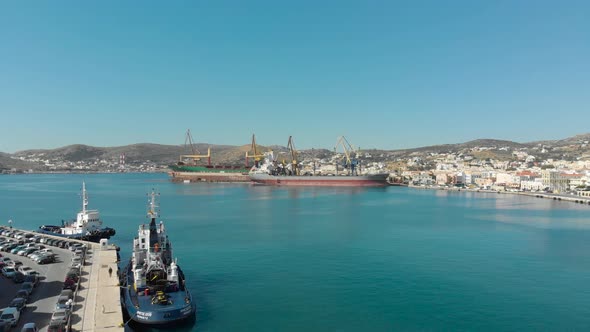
[13,142,270,166]
[4,132,589,172]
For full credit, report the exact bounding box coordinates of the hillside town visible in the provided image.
[2,136,590,198]
[1,153,164,174]
[396,144,590,198]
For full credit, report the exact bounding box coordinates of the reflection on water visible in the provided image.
[3,174,590,331]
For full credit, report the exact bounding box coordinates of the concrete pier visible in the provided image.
[72,242,123,332]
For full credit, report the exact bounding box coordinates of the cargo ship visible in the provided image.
[168,131,260,183]
[37,182,116,242]
[249,137,390,187]
[120,190,196,326]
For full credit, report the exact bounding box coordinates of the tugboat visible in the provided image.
[120,190,196,326]
[37,182,115,242]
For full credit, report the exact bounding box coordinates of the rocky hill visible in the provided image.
[2,133,589,172]
[0,152,43,171]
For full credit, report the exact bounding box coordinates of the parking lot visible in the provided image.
[0,233,74,331]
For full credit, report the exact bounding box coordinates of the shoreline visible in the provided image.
[408,184,590,206]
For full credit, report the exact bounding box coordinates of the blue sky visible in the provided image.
[0,1,588,152]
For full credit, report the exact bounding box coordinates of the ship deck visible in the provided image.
[122,262,195,325]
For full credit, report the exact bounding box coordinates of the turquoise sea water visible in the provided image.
[1,173,590,331]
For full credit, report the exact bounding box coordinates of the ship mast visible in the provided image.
[82,182,88,214]
[147,190,160,251]
[147,190,160,219]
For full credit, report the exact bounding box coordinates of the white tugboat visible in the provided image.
[121,190,196,326]
[37,182,116,242]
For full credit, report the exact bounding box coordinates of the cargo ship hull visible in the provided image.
[169,171,250,183]
[169,165,251,183]
[249,173,389,187]
[169,165,249,173]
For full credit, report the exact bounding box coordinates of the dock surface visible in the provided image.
[72,242,123,332]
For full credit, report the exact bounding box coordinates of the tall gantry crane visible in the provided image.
[334,136,360,175]
[287,136,300,175]
[179,129,211,166]
[245,134,265,167]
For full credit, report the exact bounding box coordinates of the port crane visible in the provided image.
[334,136,360,175]
[287,136,300,175]
[245,134,266,167]
[179,129,211,166]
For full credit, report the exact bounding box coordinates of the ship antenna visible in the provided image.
[82,181,88,214]
[147,189,160,219]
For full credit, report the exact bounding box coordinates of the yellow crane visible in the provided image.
[334,136,360,175]
[287,136,300,175]
[179,129,211,166]
[245,134,265,167]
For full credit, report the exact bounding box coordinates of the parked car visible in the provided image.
[7,260,23,268]
[3,244,19,252]
[18,266,36,276]
[38,255,56,265]
[13,272,25,283]
[10,246,26,254]
[21,248,38,257]
[1,267,16,279]
[21,322,38,332]
[27,251,42,259]
[50,308,69,325]
[62,279,77,291]
[8,298,26,312]
[15,290,29,302]
[24,274,39,287]
[55,296,72,311]
[47,321,67,332]
[0,307,20,327]
[69,243,84,251]
[20,282,34,297]
[71,257,83,269]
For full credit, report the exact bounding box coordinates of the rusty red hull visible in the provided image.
[249,173,389,187]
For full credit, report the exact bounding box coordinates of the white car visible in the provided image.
[21,322,38,332]
[27,250,42,259]
[18,266,36,276]
[0,307,20,327]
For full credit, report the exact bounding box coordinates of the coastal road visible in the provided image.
[0,236,72,332]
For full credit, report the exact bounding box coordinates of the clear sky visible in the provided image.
[0,1,588,152]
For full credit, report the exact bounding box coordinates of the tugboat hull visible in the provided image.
[121,260,196,326]
[123,295,196,326]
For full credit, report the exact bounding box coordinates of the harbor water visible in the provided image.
[1,173,590,331]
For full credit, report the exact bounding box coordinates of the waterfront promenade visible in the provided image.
[72,242,123,332]
[409,185,590,206]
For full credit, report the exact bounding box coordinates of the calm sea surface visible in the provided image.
[1,173,590,331]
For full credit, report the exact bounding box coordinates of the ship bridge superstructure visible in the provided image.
[131,191,178,292]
